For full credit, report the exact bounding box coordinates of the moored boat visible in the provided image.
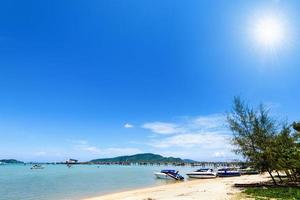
[30,164,44,170]
[186,168,216,179]
[154,169,184,180]
[217,167,241,177]
[240,167,259,175]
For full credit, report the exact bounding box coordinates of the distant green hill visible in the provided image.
[90,153,185,163]
[183,159,198,163]
[0,159,24,164]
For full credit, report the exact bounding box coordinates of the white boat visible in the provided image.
[30,164,44,170]
[186,168,216,179]
[154,170,184,180]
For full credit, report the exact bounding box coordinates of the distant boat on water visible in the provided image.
[30,164,44,170]
[154,169,184,180]
[217,167,241,177]
[186,168,216,179]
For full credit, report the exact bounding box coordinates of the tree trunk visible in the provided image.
[267,169,277,185]
[276,171,283,183]
[291,169,298,182]
[284,170,293,181]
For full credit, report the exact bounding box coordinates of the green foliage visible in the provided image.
[293,122,300,132]
[227,97,278,182]
[227,97,300,184]
[244,187,300,200]
[271,127,300,179]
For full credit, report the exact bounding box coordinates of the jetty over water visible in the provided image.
[52,161,243,168]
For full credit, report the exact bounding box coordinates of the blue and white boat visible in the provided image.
[217,167,241,177]
[154,170,184,180]
[186,168,216,179]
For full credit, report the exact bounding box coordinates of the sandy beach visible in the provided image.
[83,174,270,200]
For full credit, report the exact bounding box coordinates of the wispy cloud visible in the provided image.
[142,122,182,134]
[68,114,236,161]
[143,114,227,135]
[150,132,231,148]
[80,146,101,154]
[124,123,134,128]
[143,114,236,161]
[73,140,141,157]
[192,115,226,130]
[213,152,226,158]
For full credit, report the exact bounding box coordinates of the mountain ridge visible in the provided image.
[90,153,193,163]
[0,159,24,164]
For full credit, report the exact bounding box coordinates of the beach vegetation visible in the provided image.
[227,97,300,185]
[243,187,300,200]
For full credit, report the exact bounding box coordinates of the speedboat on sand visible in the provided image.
[154,170,184,180]
[217,167,241,177]
[186,168,216,179]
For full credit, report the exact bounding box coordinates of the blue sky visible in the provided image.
[0,0,299,162]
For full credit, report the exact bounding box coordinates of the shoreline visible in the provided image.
[83,174,270,200]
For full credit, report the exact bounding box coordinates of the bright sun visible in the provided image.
[252,15,286,49]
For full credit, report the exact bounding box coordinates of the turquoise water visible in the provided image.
[0,164,197,200]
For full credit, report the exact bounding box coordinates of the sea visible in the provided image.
[0,164,204,200]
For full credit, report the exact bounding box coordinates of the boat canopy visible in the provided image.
[218,168,238,171]
[196,168,211,172]
[161,169,176,173]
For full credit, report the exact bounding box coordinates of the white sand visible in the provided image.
[83,174,270,200]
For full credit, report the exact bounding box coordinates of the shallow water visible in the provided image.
[0,164,200,200]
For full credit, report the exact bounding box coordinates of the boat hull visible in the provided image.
[154,172,176,180]
[186,173,216,179]
[217,172,241,177]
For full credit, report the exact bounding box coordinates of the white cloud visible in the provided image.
[68,114,236,162]
[142,115,227,135]
[150,132,231,148]
[80,146,141,157]
[74,140,141,157]
[213,152,225,158]
[143,114,236,161]
[124,123,134,128]
[192,115,226,130]
[142,122,182,134]
[80,146,101,154]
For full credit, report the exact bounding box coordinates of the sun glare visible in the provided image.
[253,16,284,48]
[249,10,292,54]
